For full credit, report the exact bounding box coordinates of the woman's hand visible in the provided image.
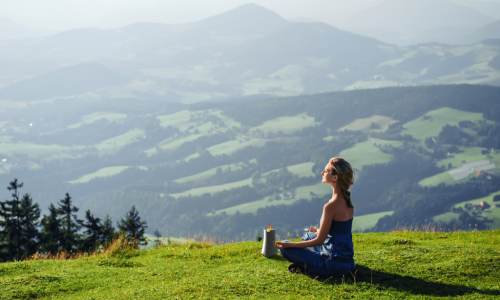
[274,241,292,249]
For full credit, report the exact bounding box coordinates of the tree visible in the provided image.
[117,206,148,246]
[57,193,81,252]
[80,210,104,252]
[0,179,24,261]
[19,193,41,258]
[39,203,61,254]
[102,214,116,244]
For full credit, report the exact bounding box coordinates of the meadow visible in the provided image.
[402,107,484,140]
[433,191,500,230]
[1,230,498,299]
[338,139,395,170]
[68,166,131,184]
[167,178,253,198]
[338,115,398,133]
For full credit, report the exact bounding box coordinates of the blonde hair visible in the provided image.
[329,157,355,208]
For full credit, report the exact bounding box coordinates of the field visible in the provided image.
[209,181,331,216]
[68,166,130,184]
[206,139,267,156]
[67,112,127,129]
[174,164,245,184]
[156,110,195,131]
[338,139,396,171]
[167,178,253,198]
[242,64,305,97]
[94,129,145,155]
[352,211,394,232]
[254,113,320,134]
[1,231,498,299]
[0,142,78,160]
[339,115,398,133]
[402,107,484,140]
[263,162,315,178]
[420,148,500,187]
[433,191,500,230]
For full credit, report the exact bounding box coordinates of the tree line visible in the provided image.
[0,179,148,262]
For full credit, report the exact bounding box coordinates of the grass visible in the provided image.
[339,139,395,171]
[66,112,127,129]
[167,178,253,198]
[420,147,500,187]
[242,65,305,97]
[254,113,320,134]
[433,191,500,230]
[402,107,484,140]
[263,162,315,178]
[206,139,267,156]
[0,142,80,160]
[352,211,394,232]
[67,166,130,184]
[339,116,398,133]
[156,110,194,131]
[174,164,246,184]
[209,181,332,216]
[94,129,145,155]
[1,230,499,299]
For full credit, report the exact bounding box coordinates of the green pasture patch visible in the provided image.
[377,50,418,68]
[339,139,394,171]
[344,79,401,91]
[1,231,499,299]
[433,191,500,230]
[94,129,145,155]
[67,112,127,129]
[263,162,315,177]
[254,113,320,134]
[206,139,267,156]
[430,62,500,86]
[174,163,245,184]
[168,178,253,198]
[144,133,204,157]
[0,142,74,159]
[403,107,485,140]
[353,211,394,232]
[296,182,332,199]
[213,110,241,128]
[157,110,194,131]
[418,171,461,187]
[242,65,305,97]
[437,147,500,169]
[339,115,398,133]
[67,166,130,184]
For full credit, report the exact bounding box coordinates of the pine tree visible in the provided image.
[102,214,116,244]
[117,206,148,246]
[19,193,41,258]
[80,210,103,252]
[39,203,61,254]
[0,179,24,261]
[57,193,81,252]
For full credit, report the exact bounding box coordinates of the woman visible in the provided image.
[274,157,355,277]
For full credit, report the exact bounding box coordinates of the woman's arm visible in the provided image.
[275,203,334,249]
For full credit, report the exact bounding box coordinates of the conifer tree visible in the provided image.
[80,210,103,251]
[117,206,148,246]
[39,203,61,254]
[57,193,81,252]
[102,214,116,243]
[19,193,41,258]
[0,179,24,260]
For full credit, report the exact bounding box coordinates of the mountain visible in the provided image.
[457,20,500,44]
[0,63,127,101]
[0,16,56,41]
[450,0,500,19]
[341,0,494,45]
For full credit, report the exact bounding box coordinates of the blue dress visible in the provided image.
[279,218,355,277]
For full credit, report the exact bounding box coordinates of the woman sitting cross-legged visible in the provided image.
[274,157,355,277]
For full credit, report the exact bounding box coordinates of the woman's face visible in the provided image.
[321,163,335,184]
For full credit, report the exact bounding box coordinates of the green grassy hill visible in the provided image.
[1,231,499,299]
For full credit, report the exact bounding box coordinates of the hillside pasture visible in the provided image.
[254,113,320,134]
[67,166,130,184]
[433,191,500,230]
[403,107,484,140]
[167,178,253,198]
[67,112,127,129]
[0,142,76,159]
[174,163,245,184]
[339,139,397,170]
[263,162,315,177]
[339,115,398,132]
[352,211,394,232]
[94,129,145,155]
[157,110,194,131]
[206,139,267,156]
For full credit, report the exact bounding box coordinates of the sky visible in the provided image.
[0,0,497,31]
